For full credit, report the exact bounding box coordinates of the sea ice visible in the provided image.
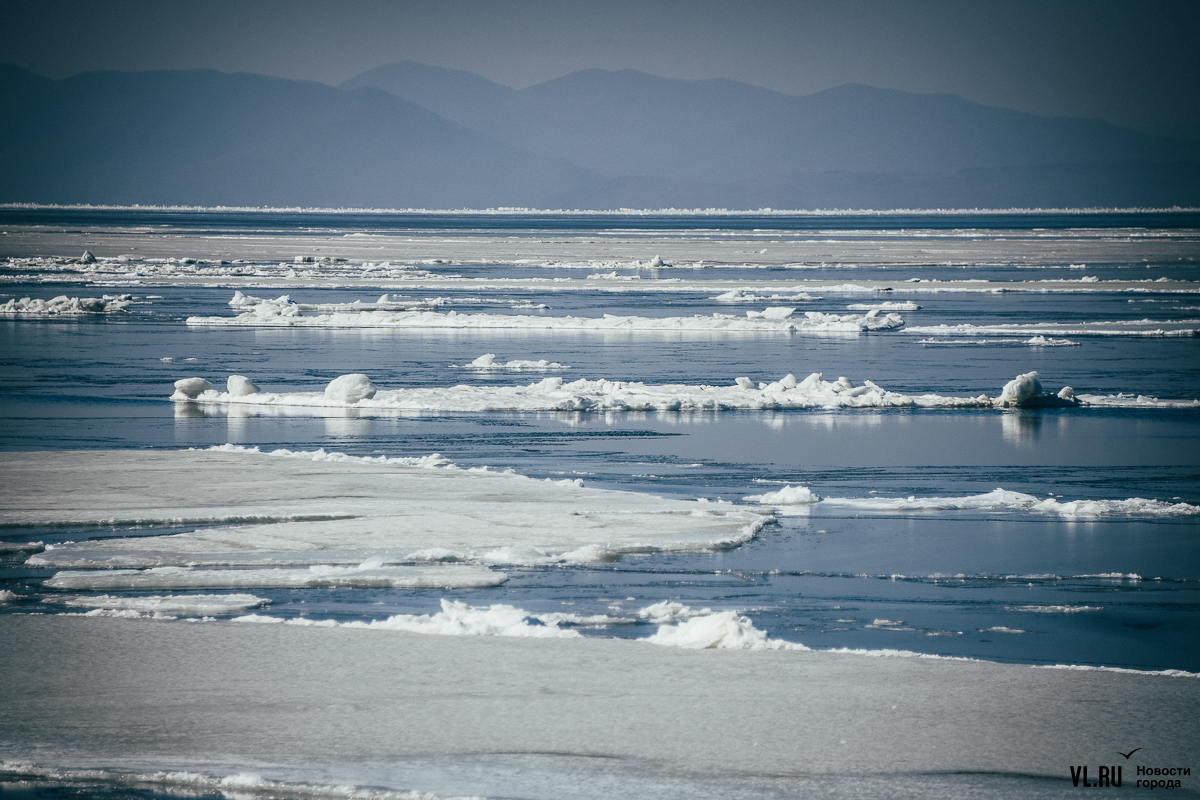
[324,373,377,403]
[642,603,808,651]
[713,289,820,302]
[461,353,571,371]
[742,485,820,505]
[743,486,1200,518]
[846,301,921,311]
[226,375,259,396]
[0,294,133,314]
[187,294,903,333]
[166,370,1090,412]
[997,371,1042,405]
[44,562,506,590]
[55,594,268,615]
[170,377,212,400]
[905,320,1200,337]
[10,448,768,573]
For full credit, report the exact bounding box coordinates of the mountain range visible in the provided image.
[3,61,1198,209]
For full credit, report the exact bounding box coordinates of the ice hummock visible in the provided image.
[187,293,903,333]
[11,448,769,577]
[643,604,809,651]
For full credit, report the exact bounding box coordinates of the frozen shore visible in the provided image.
[1,614,1196,799]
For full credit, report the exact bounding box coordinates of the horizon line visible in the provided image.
[4,203,1199,216]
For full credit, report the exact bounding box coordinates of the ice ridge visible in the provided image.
[168,370,1132,412]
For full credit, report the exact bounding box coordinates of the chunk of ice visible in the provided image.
[324,373,376,403]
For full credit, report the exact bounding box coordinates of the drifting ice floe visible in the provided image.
[170,368,1199,411]
[742,486,1200,518]
[168,370,1091,412]
[846,301,921,311]
[44,562,506,590]
[187,293,902,332]
[918,336,1080,347]
[9,448,766,577]
[457,353,571,371]
[906,320,1200,337]
[713,289,820,302]
[55,593,267,615]
[0,294,133,314]
[227,290,434,312]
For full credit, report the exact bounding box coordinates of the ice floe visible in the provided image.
[846,301,921,311]
[0,294,133,314]
[186,293,903,333]
[1008,605,1104,614]
[166,370,1102,413]
[905,320,1200,337]
[44,562,506,590]
[10,448,767,573]
[55,593,268,615]
[227,290,436,312]
[456,353,571,371]
[713,289,820,302]
[743,486,1200,518]
[234,599,582,639]
[918,336,1081,346]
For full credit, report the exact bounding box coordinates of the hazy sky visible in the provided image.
[4,0,1199,140]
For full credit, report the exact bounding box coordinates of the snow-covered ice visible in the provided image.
[165,370,1128,413]
[1,294,133,314]
[642,603,809,651]
[713,288,820,302]
[8,448,767,573]
[906,320,1200,337]
[55,593,268,615]
[846,301,921,311]
[457,353,571,371]
[44,562,506,590]
[743,486,1200,518]
[186,294,904,333]
[918,336,1081,346]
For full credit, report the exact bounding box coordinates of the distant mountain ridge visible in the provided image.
[0,64,596,208]
[3,61,1198,209]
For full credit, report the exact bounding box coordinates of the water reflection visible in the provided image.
[1001,412,1043,446]
[324,411,371,439]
